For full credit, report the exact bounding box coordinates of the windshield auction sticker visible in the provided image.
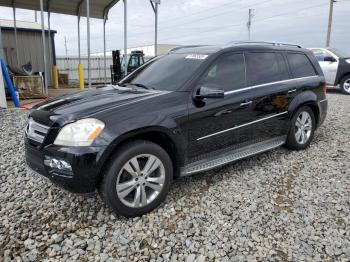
[185,54,208,60]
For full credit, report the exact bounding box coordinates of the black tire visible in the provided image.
[339,75,350,95]
[285,106,316,150]
[99,140,173,218]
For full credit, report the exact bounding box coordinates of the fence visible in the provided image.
[56,56,113,85]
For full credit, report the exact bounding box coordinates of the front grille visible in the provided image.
[25,118,50,144]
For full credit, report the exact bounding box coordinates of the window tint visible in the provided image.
[276,53,290,81]
[124,53,206,91]
[245,52,285,86]
[286,53,317,78]
[199,53,245,91]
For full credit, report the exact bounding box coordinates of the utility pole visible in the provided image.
[247,9,254,40]
[326,0,336,47]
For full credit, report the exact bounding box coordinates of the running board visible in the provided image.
[180,136,286,176]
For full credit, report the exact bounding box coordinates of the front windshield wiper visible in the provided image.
[128,83,154,90]
[116,82,155,90]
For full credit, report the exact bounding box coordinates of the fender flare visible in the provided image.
[96,125,185,179]
[288,91,320,125]
[288,91,317,113]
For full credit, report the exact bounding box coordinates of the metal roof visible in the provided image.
[0,19,50,30]
[0,0,120,19]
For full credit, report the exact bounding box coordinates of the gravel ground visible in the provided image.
[0,92,349,261]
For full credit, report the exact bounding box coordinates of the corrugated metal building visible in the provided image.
[0,19,56,86]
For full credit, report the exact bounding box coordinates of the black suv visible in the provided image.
[25,41,328,217]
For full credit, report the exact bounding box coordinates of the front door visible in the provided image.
[186,52,253,161]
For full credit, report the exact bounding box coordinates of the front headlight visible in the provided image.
[346,59,350,64]
[54,118,105,146]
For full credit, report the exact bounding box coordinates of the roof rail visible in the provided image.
[225,41,303,48]
[168,45,209,53]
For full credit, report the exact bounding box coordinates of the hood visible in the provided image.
[31,85,167,125]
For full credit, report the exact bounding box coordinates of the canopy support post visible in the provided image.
[78,16,81,64]
[103,17,107,84]
[87,0,91,89]
[150,0,160,57]
[12,4,20,66]
[40,0,48,96]
[77,1,84,90]
[123,0,127,76]
[47,2,51,66]
[155,2,158,56]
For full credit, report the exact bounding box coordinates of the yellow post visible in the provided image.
[78,63,84,90]
[53,65,59,89]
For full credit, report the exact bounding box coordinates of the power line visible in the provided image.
[106,0,275,37]
[77,1,330,45]
[67,1,337,55]
[155,2,330,44]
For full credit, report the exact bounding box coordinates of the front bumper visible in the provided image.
[25,139,107,194]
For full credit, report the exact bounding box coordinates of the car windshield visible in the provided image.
[121,53,208,91]
[328,48,350,58]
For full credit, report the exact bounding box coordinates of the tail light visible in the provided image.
[322,82,327,97]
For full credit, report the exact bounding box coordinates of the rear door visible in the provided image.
[240,51,296,142]
[285,52,320,98]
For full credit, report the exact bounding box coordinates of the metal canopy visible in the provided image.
[0,0,120,19]
[0,0,159,102]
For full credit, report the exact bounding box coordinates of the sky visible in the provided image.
[0,0,349,56]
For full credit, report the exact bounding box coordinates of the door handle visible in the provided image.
[287,88,297,94]
[240,100,253,107]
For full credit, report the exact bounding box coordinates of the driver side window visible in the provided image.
[199,53,246,92]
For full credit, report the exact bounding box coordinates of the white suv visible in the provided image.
[310,48,350,95]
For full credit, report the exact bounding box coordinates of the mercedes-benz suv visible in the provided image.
[25,41,328,217]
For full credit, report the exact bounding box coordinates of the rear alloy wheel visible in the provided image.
[285,106,316,150]
[99,140,173,217]
[340,76,350,95]
[294,111,313,145]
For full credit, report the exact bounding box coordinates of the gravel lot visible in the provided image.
[0,92,349,261]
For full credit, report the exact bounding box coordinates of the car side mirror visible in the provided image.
[324,56,336,62]
[195,86,225,99]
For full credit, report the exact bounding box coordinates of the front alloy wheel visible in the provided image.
[99,140,173,217]
[116,154,165,208]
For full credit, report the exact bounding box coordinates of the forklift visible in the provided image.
[110,50,145,84]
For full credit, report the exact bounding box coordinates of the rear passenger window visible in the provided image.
[276,53,290,81]
[286,53,317,78]
[199,53,246,92]
[245,52,289,86]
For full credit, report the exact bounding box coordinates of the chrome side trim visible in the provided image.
[224,76,319,95]
[197,111,288,141]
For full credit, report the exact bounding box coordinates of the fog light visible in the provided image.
[44,157,72,171]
